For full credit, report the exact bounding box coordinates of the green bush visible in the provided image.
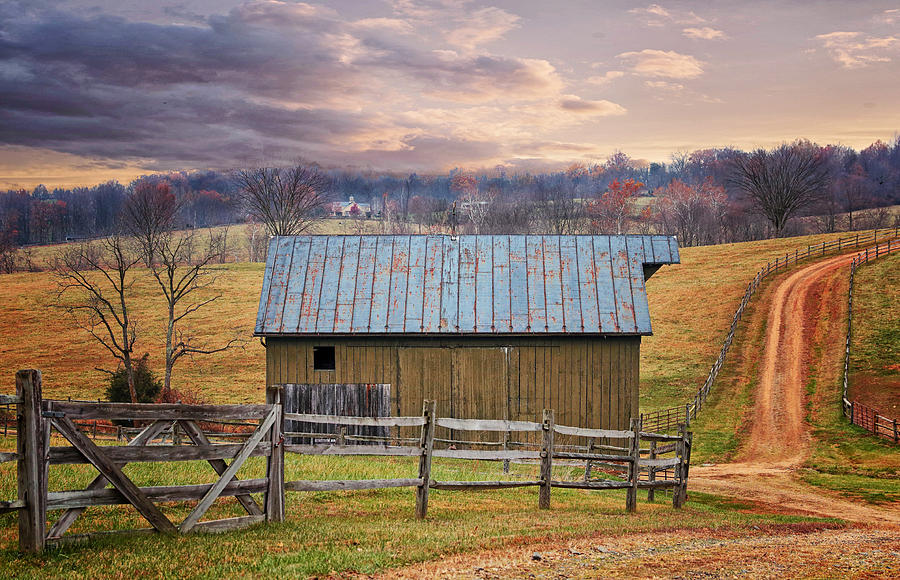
[105,355,162,403]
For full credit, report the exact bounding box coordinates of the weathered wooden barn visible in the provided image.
[255,234,678,429]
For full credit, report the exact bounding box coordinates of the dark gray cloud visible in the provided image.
[0,1,577,172]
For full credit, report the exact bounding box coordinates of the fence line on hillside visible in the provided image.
[841,239,899,443]
[1,373,692,553]
[641,226,900,433]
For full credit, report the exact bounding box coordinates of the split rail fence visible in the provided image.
[642,226,900,433]
[1,372,692,553]
[841,238,899,442]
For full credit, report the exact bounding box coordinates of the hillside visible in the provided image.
[0,230,886,408]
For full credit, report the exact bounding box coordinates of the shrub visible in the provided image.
[105,354,162,403]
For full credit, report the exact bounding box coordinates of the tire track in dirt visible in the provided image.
[691,251,900,525]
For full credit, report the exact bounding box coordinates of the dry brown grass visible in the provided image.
[0,229,886,406]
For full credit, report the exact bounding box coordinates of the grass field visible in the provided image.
[0,229,883,408]
[0,434,830,578]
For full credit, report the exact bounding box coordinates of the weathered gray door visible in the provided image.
[279,383,390,443]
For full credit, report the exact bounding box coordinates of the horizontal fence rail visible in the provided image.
[841,239,899,443]
[2,377,693,553]
[642,227,900,432]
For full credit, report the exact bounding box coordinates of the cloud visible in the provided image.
[392,0,520,51]
[629,4,706,27]
[0,1,619,173]
[815,31,899,68]
[644,80,684,91]
[877,8,900,25]
[617,49,704,78]
[683,27,726,40]
[558,95,627,115]
[586,70,625,85]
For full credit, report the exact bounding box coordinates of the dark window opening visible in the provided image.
[313,346,336,371]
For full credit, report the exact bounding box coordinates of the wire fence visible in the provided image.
[841,238,899,443]
[641,226,900,433]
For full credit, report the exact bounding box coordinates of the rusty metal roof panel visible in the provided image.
[255,234,679,336]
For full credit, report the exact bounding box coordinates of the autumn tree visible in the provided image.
[587,178,642,234]
[728,143,830,237]
[234,163,330,236]
[54,234,142,402]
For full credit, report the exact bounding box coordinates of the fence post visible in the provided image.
[584,436,595,481]
[17,369,46,554]
[684,403,690,427]
[678,427,692,507]
[850,401,855,426]
[893,419,898,443]
[626,417,641,513]
[539,409,554,509]
[647,440,657,502]
[415,400,436,519]
[265,385,285,522]
[502,429,511,474]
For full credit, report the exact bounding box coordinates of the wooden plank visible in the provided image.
[284,413,424,427]
[50,402,271,421]
[539,409,554,509]
[0,394,22,405]
[285,478,422,492]
[177,420,263,517]
[432,449,541,460]
[553,451,634,462]
[285,444,422,457]
[416,400,436,519]
[47,479,268,510]
[50,442,272,465]
[279,237,312,333]
[551,480,631,490]
[434,417,543,432]
[553,424,633,439]
[386,236,410,332]
[0,451,17,463]
[430,480,541,491]
[333,236,360,333]
[639,432,682,441]
[17,369,46,553]
[48,419,173,539]
[180,407,278,532]
[639,457,681,468]
[51,416,176,533]
[0,499,26,514]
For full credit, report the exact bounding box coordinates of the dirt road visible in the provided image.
[378,250,900,579]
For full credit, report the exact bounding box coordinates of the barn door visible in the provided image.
[279,383,390,443]
[451,347,514,421]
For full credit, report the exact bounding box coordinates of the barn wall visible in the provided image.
[265,336,640,429]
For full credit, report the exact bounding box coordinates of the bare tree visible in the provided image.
[728,143,830,237]
[459,188,495,234]
[234,164,330,236]
[53,234,142,402]
[150,229,244,394]
[122,181,181,266]
[532,187,584,234]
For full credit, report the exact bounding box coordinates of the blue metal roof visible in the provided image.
[255,235,679,336]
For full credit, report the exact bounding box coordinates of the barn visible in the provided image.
[255,234,679,430]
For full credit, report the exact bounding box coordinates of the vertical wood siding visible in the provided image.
[266,337,640,429]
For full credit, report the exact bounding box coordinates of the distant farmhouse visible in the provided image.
[255,234,679,429]
[331,196,372,218]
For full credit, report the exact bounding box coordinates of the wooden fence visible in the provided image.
[841,239,899,443]
[642,227,900,433]
[2,373,692,553]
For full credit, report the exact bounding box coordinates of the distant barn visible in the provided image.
[255,234,679,429]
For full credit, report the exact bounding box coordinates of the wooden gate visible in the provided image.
[279,383,390,443]
[11,370,285,553]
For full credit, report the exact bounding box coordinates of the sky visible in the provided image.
[1,0,899,189]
